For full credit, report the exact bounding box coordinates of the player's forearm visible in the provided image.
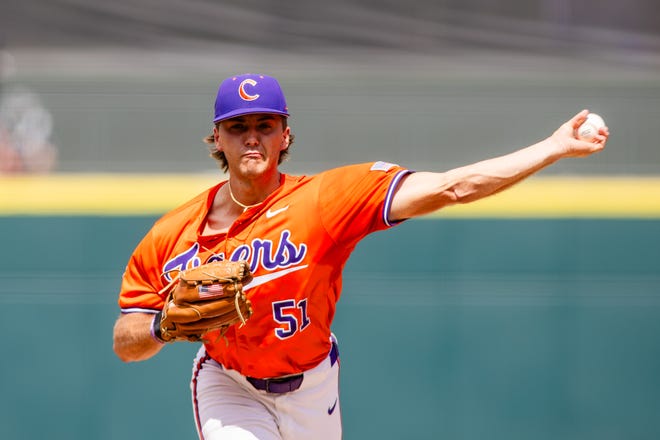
[443,137,562,203]
[391,138,563,220]
[113,313,164,362]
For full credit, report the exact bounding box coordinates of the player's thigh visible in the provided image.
[192,350,280,440]
[279,353,342,440]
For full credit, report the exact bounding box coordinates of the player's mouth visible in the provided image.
[242,151,263,160]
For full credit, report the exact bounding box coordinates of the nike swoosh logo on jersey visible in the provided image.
[244,265,308,291]
[328,398,338,415]
[265,205,290,219]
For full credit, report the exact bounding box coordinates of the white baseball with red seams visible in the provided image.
[577,113,606,141]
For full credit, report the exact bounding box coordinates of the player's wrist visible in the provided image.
[150,311,167,344]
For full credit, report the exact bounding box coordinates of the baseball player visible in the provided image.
[113,73,609,440]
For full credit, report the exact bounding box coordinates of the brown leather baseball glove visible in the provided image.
[153,260,253,343]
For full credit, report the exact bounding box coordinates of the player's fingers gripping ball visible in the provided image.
[576,113,606,141]
[156,260,254,343]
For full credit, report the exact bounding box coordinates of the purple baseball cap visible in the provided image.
[213,74,289,123]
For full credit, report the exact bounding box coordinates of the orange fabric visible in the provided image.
[119,162,411,378]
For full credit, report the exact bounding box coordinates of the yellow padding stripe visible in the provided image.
[1,174,220,215]
[2,174,660,218]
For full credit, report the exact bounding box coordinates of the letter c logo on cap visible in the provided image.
[238,79,259,101]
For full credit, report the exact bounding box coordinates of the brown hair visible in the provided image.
[203,117,295,172]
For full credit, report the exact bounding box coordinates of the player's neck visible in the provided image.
[227,172,282,211]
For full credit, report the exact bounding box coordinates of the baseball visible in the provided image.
[576,113,606,141]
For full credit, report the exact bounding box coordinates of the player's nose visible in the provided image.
[244,129,260,147]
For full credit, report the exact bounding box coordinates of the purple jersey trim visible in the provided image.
[383,169,414,227]
[121,307,160,314]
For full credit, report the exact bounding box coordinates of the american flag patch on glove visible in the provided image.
[198,284,226,298]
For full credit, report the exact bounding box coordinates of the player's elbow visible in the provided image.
[447,178,495,205]
[113,338,158,363]
[429,174,478,206]
[436,184,473,206]
[112,333,138,363]
[112,315,161,363]
[113,342,133,363]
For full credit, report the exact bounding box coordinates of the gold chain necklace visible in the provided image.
[228,181,263,212]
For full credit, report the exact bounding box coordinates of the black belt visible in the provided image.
[247,339,339,394]
[246,374,304,394]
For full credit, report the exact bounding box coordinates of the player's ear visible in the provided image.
[213,126,223,151]
[281,126,291,151]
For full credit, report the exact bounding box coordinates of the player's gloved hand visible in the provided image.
[151,260,253,343]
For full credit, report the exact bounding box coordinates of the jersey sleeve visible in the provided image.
[118,229,167,314]
[117,186,215,314]
[317,161,412,248]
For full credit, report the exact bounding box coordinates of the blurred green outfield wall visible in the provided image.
[1,215,659,440]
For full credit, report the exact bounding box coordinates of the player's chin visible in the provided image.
[239,158,270,176]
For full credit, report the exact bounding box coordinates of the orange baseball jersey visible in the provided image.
[119,161,412,378]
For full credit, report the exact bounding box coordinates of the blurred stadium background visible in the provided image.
[1,1,660,439]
